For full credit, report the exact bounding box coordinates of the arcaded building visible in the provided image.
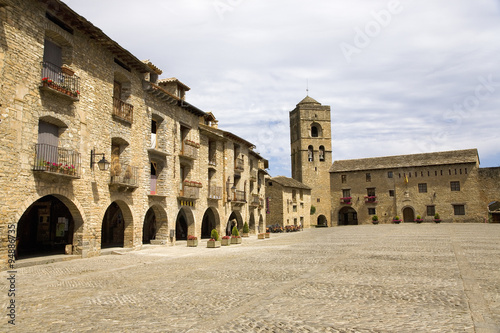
[0,0,268,270]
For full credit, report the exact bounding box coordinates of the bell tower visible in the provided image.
[289,96,332,226]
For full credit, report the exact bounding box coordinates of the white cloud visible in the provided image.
[63,0,500,174]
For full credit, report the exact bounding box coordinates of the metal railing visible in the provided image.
[233,190,246,202]
[208,185,222,200]
[112,97,134,123]
[41,61,80,97]
[235,157,244,172]
[33,143,81,178]
[109,163,138,186]
[250,195,260,206]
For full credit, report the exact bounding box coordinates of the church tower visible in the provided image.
[290,96,332,226]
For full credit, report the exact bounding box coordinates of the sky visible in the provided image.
[62,0,500,177]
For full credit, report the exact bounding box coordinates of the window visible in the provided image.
[341,175,347,183]
[453,205,465,215]
[319,146,325,162]
[308,146,314,162]
[366,173,371,182]
[293,205,297,212]
[388,171,393,178]
[427,205,435,217]
[368,208,376,215]
[418,183,427,193]
[451,181,460,191]
[311,126,319,137]
[150,162,157,194]
[317,198,320,203]
[389,190,395,197]
[342,189,351,198]
[367,188,376,196]
[151,119,158,149]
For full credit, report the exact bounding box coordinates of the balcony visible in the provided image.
[180,140,199,160]
[40,62,80,101]
[112,97,134,123]
[250,171,257,182]
[109,163,138,191]
[33,144,81,178]
[232,190,246,203]
[250,194,262,207]
[208,158,217,169]
[208,184,222,200]
[179,181,201,200]
[235,157,244,172]
[364,196,378,204]
[340,197,352,205]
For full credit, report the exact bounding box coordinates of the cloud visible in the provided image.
[63,0,500,174]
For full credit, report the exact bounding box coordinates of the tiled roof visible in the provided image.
[158,77,191,91]
[271,176,311,190]
[297,95,321,106]
[329,149,479,173]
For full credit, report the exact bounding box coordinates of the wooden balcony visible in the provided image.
[33,143,81,178]
[250,194,261,207]
[179,184,200,200]
[235,157,244,172]
[109,163,138,191]
[180,140,198,160]
[232,190,246,203]
[112,97,134,123]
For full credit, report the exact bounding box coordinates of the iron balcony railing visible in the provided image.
[41,61,80,98]
[235,157,244,172]
[179,185,200,200]
[208,185,222,200]
[180,141,198,160]
[112,97,134,123]
[109,163,138,187]
[233,190,246,203]
[250,195,261,207]
[33,143,81,178]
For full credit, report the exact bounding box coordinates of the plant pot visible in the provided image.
[258,233,265,239]
[221,238,231,246]
[265,233,270,238]
[187,239,198,247]
[434,220,442,223]
[393,220,401,224]
[372,221,379,225]
[242,233,249,237]
[231,237,242,244]
[207,240,221,248]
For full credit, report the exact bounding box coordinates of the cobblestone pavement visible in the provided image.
[2,224,500,333]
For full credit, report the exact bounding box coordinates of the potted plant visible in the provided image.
[415,215,424,223]
[258,233,266,239]
[392,216,402,224]
[221,235,231,246]
[187,235,198,247]
[372,215,379,225]
[207,229,221,248]
[433,213,441,223]
[242,222,249,237]
[231,226,242,244]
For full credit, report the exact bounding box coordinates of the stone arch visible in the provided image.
[402,206,415,222]
[38,115,69,128]
[258,214,265,233]
[317,214,328,227]
[310,122,323,138]
[201,207,220,239]
[143,204,168,244]
[249,212,256,234]
[175,207,195,241]
[101,200,134,248]
[338,207,358,226]
[16,187,86,256]
[227,211,243,235]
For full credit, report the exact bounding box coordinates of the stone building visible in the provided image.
[266,176,311,229]
[289,96,332,226]
[0,0,268,270]
[330,149,491,224]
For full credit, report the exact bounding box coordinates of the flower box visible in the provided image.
[258,233,265,239]
[207,240,221,248]
[393,219,402,224]
[242,233,249,238]
[187,239,198,247]
[221,236,231,246]
[415,219,424,223]
[231,236,242,244]
[433,219,442,223]
[265,232,270,238]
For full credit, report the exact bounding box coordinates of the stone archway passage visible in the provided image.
[201,209,216,239]
[176,213,188,240]
[317,215,328,227]
[16,195,75,259]
[249,213,256,234]
[338,207,358,226]
[143,208,157,244]
[403,207,415,223]
[227,211,243,236]
[102,202,125,248]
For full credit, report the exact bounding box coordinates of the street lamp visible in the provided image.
[90,149,110,171]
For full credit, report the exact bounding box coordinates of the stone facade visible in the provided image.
[289,96,332,226]
[266,176,311,228]
[0,0,268,270]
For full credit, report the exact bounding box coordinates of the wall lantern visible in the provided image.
[90,148,110,171]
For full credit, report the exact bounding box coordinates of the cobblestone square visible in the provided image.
[2,224,500,332]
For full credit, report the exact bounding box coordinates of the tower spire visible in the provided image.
[306,79,309,96]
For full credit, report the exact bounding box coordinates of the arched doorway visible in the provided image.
[338,207,358,226]
[249,213,256,234]
[143,208,157,244]
[175,207,195,241]
[403,207,415,223]
[201,207,220,239]
[317,215,328,227]
[258,214,264,234]
[17,195,75,258]
[227,211,243,235]
[102,202,125,248]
